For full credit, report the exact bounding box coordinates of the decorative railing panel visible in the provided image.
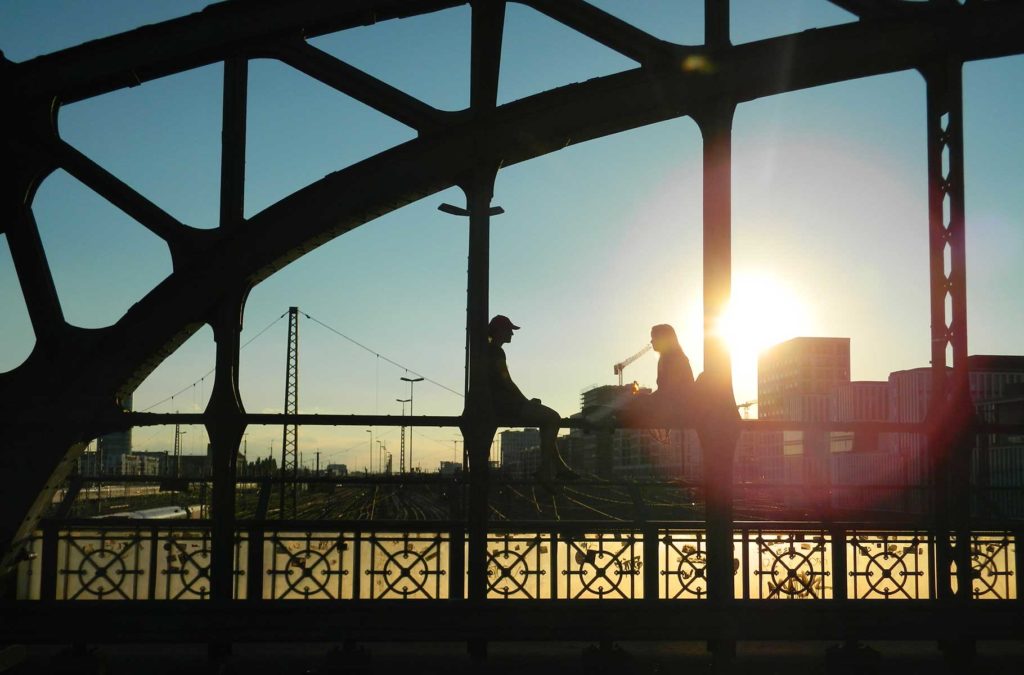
[660,530,709,599]
[558,532,644,600]
[486,533,551,599]
[57,529,149,600]
[847,531,930,600]
[264,531,353,600]
[967,533,1017,600]
[739,529,832,600]
[363,531,450,600]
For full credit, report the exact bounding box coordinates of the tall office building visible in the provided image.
[96,394,133,474]
[887,355,1024,483]
[757,337,850,456]
[976,383,1024,517]
[967,355,1024,402]
[499,428,541,478]
[829,380,889,453]
[831,381,889,423]
[887,367,936,460]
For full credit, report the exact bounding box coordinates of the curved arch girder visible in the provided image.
[98,0,1024,398]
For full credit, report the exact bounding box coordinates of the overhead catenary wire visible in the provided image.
[140,311,288,411]
[143,308,463,420]
[301,311,463,398]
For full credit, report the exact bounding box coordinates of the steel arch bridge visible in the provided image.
[3,0,1024,659]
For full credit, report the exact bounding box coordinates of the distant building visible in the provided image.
[326,463,348,477]
[968,355,1024,403]
[886,367,937,463]
[975,384,1024,517]
[500,428,541,478]
[966,358,1024,518]
[758,337,850,457]
[96,394,133,473]
[831,380,889,423]
[77,449,100,475]
[132,450,170,475]
[564,385,698,480]
[438,461,462,476]
[820,381,897,510]
[829,380,889,453]
[887,355,1024,476]
[746,343,1024,515]
[613,429,689,479]
[121,452,162,476]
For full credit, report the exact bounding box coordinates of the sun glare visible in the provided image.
[717,273,812,362]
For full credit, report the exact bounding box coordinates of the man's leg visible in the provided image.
[520,400,569,477]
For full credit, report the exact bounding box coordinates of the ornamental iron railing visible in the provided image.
[16,520,1018,603]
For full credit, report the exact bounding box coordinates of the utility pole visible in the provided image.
[315,450,320,476]
[453,439,464,472]
[397,398,411,474]
[173,425,186,478]
[280,306,300,518]
[400,376,424,470]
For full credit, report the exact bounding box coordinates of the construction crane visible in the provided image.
[736,400,757,419]
[613,343,653,386]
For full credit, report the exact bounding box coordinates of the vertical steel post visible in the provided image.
[697,98,737,598]
[206,56,248,605]
[924,57,976,667]
[831,525,847,602]
[705,0,731,49]
[642,522,659,601]
[39,521,58,601]
[923,58,973,603]
[220,57,247,234]
[694,89,739,663]
[461,169,498,605]
[462,4,505,646]
[206,292,247,602]
[1016,527,1024,602]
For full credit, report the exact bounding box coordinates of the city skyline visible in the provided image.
[2,1,1022,470]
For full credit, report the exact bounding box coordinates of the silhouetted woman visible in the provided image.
[620,324,695,426]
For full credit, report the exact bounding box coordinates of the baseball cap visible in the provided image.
[489,315,520,331]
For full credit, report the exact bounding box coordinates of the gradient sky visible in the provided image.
[2,1,1021,471]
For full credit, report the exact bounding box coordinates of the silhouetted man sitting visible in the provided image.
[488,315,578,481]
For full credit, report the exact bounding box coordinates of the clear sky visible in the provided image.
[2,1,1021,471]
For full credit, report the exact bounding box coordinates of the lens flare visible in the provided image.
[713,272,813,402]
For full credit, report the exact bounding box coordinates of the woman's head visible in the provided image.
[650,324,680,353]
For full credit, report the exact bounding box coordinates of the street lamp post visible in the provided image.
[366,429,373,476]
[400,376,424,470]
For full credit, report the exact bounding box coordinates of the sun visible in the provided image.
[716,272,812,363]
